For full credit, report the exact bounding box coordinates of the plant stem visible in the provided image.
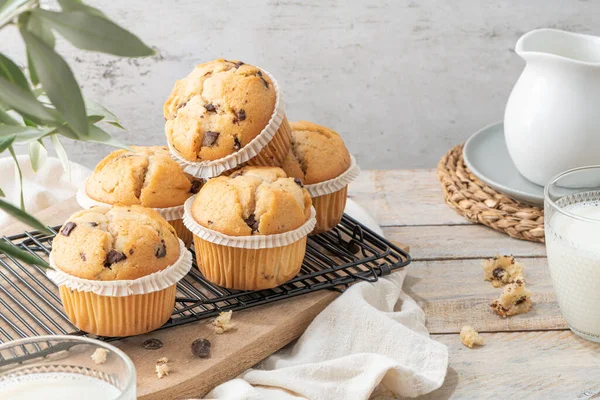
[0,0,39,30]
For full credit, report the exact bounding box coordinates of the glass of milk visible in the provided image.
[545,166,600,342]
[0,335,135,399]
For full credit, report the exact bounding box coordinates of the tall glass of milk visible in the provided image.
[545,166,600,342]
[0,335,135,399]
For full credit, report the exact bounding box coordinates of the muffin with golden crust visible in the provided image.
[282,121,357,233]
[83,146,201,246]
[185,166,314,290]
[50,205,185,337]
[164,59,292,171]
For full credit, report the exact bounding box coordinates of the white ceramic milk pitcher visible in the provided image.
[504,29,600,186]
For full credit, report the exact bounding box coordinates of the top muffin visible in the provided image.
[281,121,351,185]
[164,59,276,162]
[86,146,200,209]
[191,166,311,236]
[51,205,180,281]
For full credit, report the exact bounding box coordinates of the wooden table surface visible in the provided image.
[352,170,600,399]
[4,169,600,399]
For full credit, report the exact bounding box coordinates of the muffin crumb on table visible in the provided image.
[490,278,532,317]
[155,357,171,379]
[213,311,234,334]
[91,348,109,364]
[482,255,525,288]
[460,326,484,348]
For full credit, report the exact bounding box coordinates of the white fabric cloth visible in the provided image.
[0,155,448,399]
[0,155,91,226]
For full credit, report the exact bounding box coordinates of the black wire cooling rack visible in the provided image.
[0,214,410,344]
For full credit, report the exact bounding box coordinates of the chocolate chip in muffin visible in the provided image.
[294,178,304,187]
[190,180,202,194]
[208,220,214,225]
[233,109,246,124]
[492,267,505,279]
[233,137,241,150]
[80,253,86,261]
[89,222,98,227]
[155,239,167,258]
[61,222,77,236]
[244,214,259,233]
[104,250,127,268]
[143,338,164,350]
[204,103,216,113]
[203,131,220,147]
[129,248,134,255]
[256,70,269,88]
[177,101,188,110]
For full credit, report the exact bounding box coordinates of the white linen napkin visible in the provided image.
[0,155,91,226]
[0,155,448,399]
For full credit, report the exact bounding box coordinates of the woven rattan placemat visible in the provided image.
[437,145,545,243]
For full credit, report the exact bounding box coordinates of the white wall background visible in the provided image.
[2,0,597,169]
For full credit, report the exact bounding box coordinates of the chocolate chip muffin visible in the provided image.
[52,205,180,280]
[282,121,351,184]
[83,146,201,246]
[50,205,186,337]
[282,121,358,234]
[185,166,315,290]
[192,166,311,236]
[164,59,292,172]
[86,146,199,208]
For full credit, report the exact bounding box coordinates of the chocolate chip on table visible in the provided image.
[61,222,77,236]
[155,239,167,258]
[244,214,259,233]
[204,103,216,112]
[256,70,269,88]
[89,222,98,227]
[104,250,126,268]
[190,180,202,194]
[203,131,220,147]
[142,338,163,350]
[191,338,211,358]
[294,178,304,187]
[233,137,241,151]
[233,109,246,124]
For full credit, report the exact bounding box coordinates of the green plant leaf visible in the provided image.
[57,0,106,18]
[107,121,125,130]
[34,10,154,57]
[87,115,103,124]
[28,139,47,171]
[0,52,30,92]
[7,145,23,209]
[0,134,15,152]
[85,99,120,123]
[26,50,38,86]
[87,124,129,149]
[27,13,55,47]
[0,187,5,197]
[0,0,34,26]
[0,105,20,125]
[0,240,51,269]
[50,134,70,179]
[0,77,58,122]
[0,197,52,235]
[22,30,89,137]
[0,125,54,144]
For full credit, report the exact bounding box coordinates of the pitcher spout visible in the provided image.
[515,28,600,66]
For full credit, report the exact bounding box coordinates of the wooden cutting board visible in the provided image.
[1,197,408,399]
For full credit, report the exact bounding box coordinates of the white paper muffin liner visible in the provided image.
[76,177,185,220]
[183,195,316,249]
[168,69,285,179]
[304,155,361,198]
[46,239,192,297]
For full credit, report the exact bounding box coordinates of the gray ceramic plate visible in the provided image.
[463,121,544,205]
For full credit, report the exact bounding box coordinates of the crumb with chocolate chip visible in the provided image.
[490,278,532,317]
[483,255,525,288]
[91,348,109,364]
[155,357,170,379]
[460,326,484,348]
[213,311,234,334]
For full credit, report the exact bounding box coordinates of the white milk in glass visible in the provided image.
[0,372,123,400]
[546,201,600,342]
